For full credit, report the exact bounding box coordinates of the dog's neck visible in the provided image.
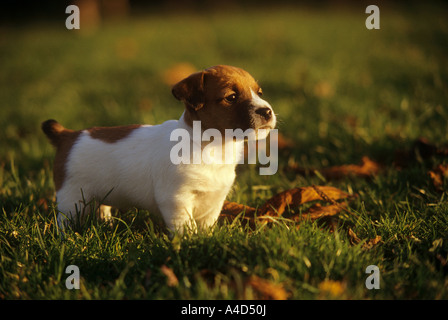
[179,111,244,165]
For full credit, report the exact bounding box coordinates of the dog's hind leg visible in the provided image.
[55,187,98,232]
[99,205,113,225]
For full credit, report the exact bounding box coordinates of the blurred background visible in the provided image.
[1,0,447,174]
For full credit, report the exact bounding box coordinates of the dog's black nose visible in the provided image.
[255,107,272,120]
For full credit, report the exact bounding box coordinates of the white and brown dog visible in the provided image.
[42,65,276,233]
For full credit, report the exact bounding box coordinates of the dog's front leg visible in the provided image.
[158,199,197,234]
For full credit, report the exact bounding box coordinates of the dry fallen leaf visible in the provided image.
[259,186,351,216]
[436,254,447,267]
[362,235,382,250]
[291,203,348,222]
[286,156,382,180]
[318,280,346,298]
[348,228,362,245]
[221,201,256,217]
[348,228,382,250]
[160,265,178,287]
[220,185,354,229]
[36,198,49,212]
[246,275,289,300]
[220,201,257,228]
[319,156,381,179]
[428,164,448,191]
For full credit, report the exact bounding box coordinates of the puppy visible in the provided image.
[42,65,276,233]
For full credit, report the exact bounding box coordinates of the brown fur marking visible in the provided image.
[87,125,141,143]
[42,120,82,191]
[42,120,141,191]
[53,130,82,191]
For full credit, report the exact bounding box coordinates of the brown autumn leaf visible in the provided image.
[246,275,289,300]
[428,164,448,191]
[436,254,447,267]
[318,280,346,299]
[160,265,178,287]
[36,198,49,212]
[348,228,362,245]
[221,201,256,217]
[348,228,382,250]
[286,156,382,180]
[259,186,351,216]
[220,185,354,229]
[198,270,289,300]
[362,235,382,250]
[290,203,347,222]
[319,156,381,179]
[219,201,257,228]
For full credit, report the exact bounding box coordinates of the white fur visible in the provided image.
[251,89,271,109]
[56,113,243,232]
[250,89,276,140]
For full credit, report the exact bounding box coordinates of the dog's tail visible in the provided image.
[41,119,69,147]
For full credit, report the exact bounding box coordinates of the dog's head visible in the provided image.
[172,65,276,139]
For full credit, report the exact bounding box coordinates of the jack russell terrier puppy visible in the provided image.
[42,65,276,233]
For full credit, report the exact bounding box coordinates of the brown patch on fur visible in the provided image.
[53,132,82,191]
[87,124,141,143]
[42,120,82,191]
[172,71,205,111]
[42,120,141,191]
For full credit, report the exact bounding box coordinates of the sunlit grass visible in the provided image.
[1,3,447,299]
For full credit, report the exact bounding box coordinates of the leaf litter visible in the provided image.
[219,185,356,230]
[219,135,447,249]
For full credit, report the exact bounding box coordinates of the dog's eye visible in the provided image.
[257,88,263,96]
[225,93,237,103]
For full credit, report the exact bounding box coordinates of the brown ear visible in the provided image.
[172,71,205,111]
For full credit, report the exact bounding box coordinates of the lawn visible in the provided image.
[1,2,448,301]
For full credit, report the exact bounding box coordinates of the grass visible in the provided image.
[1,2,448,300]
